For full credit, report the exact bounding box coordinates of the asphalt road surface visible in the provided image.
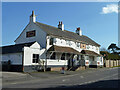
[2,67,120,89]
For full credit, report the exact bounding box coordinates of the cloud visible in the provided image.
[101,4,118,14]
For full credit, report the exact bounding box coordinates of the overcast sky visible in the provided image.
[2,2,118,49]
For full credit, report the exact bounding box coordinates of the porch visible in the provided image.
[46,46,101,71]
[46,45,83,71]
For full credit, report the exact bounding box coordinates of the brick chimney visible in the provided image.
[58,21,64,31]
[76,27,82,36]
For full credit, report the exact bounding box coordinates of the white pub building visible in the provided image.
[0,11,103,72]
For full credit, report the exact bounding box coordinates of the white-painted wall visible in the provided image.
[2,53,22,65]
[1,42,46,67]
[15,22,47,48]
[47,59,68,66]
[47,36,100,54]
[23,42,46,66]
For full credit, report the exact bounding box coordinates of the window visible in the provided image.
[50,38,54,45]
[76,42,80,48]
[87,45,90,49]
[81,55,84,60]
[69,41,72,46]
[26,30,36,38]
[61,39,63,43]
[50,52,56,59]
[33,54,39,63]
[61,53,65,60]
[96,47,98,51]
[54,38,57,44]
[66,40,72,46]
[92,46,94,49]
[66,53,70,60]
[77,55,79,60]
[89,56,94,61]
[66,40,69,45]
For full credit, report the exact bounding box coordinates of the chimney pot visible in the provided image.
[58,21,64,31]
[30,10,36,23]
[76,27,82,36]
[77,27,80,30]
[61,21,62,24]
[32,11,34,16]
[59,21,60,25]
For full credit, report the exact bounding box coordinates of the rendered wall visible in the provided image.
[15,22,47,48]
[46,36,100,54]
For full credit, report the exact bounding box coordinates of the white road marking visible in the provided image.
[62,79,70,82]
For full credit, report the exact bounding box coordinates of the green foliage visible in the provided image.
[100,51,120,60]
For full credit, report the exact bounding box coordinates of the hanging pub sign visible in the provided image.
[80,43,86,49]
[26,30,36,37]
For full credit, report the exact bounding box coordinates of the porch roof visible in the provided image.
[48,45,81,54]
[81,50,100,56]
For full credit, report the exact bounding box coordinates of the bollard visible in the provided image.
[61,67,65,74]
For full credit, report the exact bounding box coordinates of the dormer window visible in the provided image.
[26,30,36,38]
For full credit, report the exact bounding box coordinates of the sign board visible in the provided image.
[80,43,86,49]
[26,30,36,37]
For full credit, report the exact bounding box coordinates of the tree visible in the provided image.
[108,43,120,55]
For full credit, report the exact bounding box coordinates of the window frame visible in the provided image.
[26,30,36,38]
[32,54,39,63]
[76,42,80,48]
[61,53,66,60]
[49,38,54,45]
[50,52,56,59]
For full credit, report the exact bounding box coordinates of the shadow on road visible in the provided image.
[2,79,120,90]
[53,79,120,88]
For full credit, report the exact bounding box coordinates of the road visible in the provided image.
[2,67,120,89]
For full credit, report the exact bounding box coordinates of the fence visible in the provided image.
[105,60,120,67]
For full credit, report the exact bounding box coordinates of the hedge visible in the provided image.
[100,51,120,60]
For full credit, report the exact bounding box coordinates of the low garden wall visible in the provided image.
[105,60,120,67]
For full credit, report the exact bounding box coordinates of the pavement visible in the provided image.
[2,67,101,82]
[1,67,120,88]
[1,67,101,84]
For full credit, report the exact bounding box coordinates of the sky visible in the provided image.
[2,2,118,49]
